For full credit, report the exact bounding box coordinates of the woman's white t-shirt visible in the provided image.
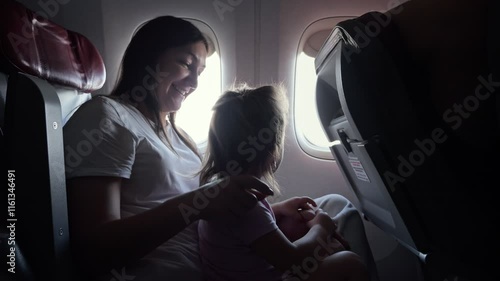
[63,96,203,281]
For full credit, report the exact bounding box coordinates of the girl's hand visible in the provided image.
[306,209,351,251]
[272,196,317,221]
[277,208,316,242]
[306,208,337,234]
[272,197,317,241]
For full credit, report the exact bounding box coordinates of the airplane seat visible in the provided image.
[0,1,106,280]
[488,0,500,130]
[315,11,499,281]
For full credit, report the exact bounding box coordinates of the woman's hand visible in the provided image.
[197,175,274,221]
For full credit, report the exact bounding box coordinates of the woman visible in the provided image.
[64,16,272,281]
[63,16,377,281]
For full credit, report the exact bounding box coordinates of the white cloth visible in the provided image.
[63,96,203,281]
[315,194,380,281]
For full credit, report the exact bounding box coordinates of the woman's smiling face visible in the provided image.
[155,40,207,113]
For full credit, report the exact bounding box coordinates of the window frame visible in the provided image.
[293,16,354,160]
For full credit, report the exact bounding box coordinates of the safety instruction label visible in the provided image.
[348,157,370,182]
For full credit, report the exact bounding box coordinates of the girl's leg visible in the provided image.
[284,251,370,281]
[314,194,379,281]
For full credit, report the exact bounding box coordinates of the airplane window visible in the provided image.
[294,17,353,160]
[295,51,330,148]
[176,19,221,147]
[176,52,221,145]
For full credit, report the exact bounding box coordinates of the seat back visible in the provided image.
[315,10,500,281]
[0,1,105,280]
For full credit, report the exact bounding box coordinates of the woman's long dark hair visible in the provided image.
[110,16,208,158]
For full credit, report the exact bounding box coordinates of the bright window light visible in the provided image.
[295,52,331,148]
[294,17,352,160]
[176,52,221,145]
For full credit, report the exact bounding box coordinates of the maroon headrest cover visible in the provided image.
[0,0,106,92]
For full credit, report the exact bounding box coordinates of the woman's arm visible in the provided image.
[68,175,273,275]
[67,176,204,274]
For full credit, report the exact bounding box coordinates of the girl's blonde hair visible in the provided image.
[199,83,289,195]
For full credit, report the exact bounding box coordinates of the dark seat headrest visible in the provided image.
[0,0,106,92]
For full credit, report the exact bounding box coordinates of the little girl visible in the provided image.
[197,84,369,281]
